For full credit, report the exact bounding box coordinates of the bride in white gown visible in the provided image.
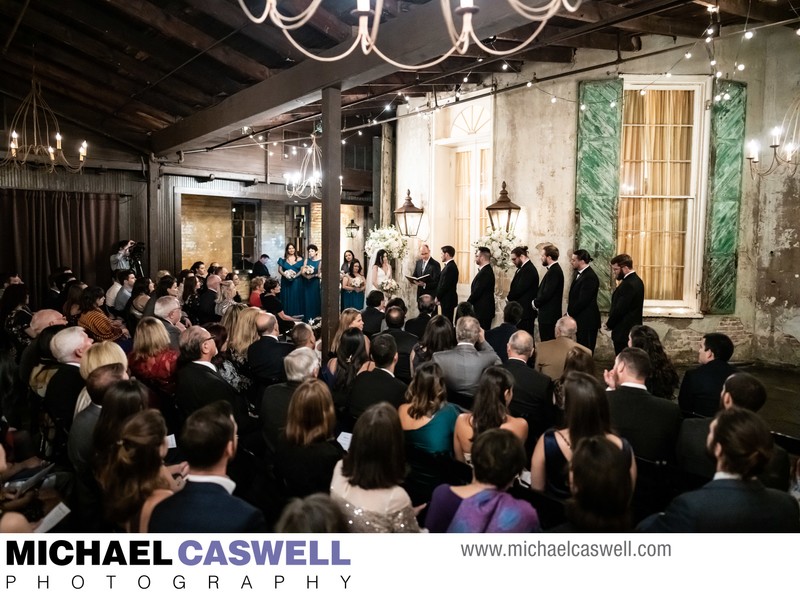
[366,249,393,293]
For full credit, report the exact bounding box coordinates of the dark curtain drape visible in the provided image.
[0,188,119,309]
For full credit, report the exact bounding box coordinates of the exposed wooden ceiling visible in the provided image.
[0,0,797,158]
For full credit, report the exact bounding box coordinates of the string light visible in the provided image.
[685,51,692,59]
[526,81,532,87]
[744,31,754,40]
[550,96,557,104]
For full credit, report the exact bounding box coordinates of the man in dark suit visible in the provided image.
[533,243,564,342]
[503,330,554,454]
[46,326,93,434]
[507,246,539,335]
[605,348,681,462]
[411,243,441,299]
[377,306,418,383]
[485,301,523,363]
[405,295,435,338]
[432,316,500,408]
[605,253,644,355]
[175,326,243,423]
[675,371,790,490]
[196,274,222,324]
[567,249,601,352]
[639,407,800,532]
[348,334,407,420]
[252,253,270,277]
[436,245,459,322]
[149,401,267,533]
[248,312,294,390]
[154,296,183,349]
[468,246,495,331]
[360,290,385,338]
[678,333,736,417]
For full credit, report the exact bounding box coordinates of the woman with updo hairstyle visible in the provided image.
[628,325,679,399]
[123,277,153,328]
[399,362,459,455]
[276,379,345,498]
[214,280,238,317]
[559,436,633,532]
[530,371,637,498]
[330,402,420,532]
[96,409,186,532]
[409,314,456,373]
[427,428,540,533]
[323,328,373,409]
[249,276,266,307]
[261,276,299,335]
[92,379,149,478]
[453,367,528,464]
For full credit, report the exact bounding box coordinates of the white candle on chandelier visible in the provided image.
[357,0,370,12]
[771,127,781,147]
[748,140,759,161]
[460,0,474,8]
[49,146,55,161]
[56,132,62,150]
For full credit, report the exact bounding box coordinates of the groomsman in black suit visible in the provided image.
[468,246,495,331]
[605,253,645,355]
[567,249,601,352]
[436,245,459,322]
[411,244,441,299]
[533,244,564,342]
[507,246,539,335]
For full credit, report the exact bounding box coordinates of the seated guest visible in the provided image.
[638,408,800,532]
[78,286,130,346]
[348,334,406,421]
[558,436,634,532]
[485,301,523,363]
[215,280,238,318]
[453,301,476,325]
[17,309,66,389]
[153,296,185,349]
[678,332,736,417]
[330,402,421,532]
[502,330,554,452]
[405,294,436,338]
[105,270,128,312]
[376,306,417,383]
[330,308,367,355]
[27,325,67,398]
[453,367,528,464]
[605,347,682,462]
[249,276,266,307]
[62,280,86,326]
[113,271,136,313]
[535,316,591,380]
[628,325,678,400]
[247,312,294,390]
[96,409,186,532]
[196,274,222,324]
[360,290,385,339]
[260,277,297,335]
[149,401,267,532]
[290,322,317,352]
[1,284,34,356]
[123,277,154,329]
[74,341,128,416]
[531,372,637,499]
[409,314,456,374]
[92,379,149,479]
[551,346,595,423]
[44,271,74,312]
[675,372,790,490]
[214,305,255,399]
[128,317,179,399]
[45,327,93,435]
[398,362,459,455]
[261,347,320,457]
[427,429,540,533]
[432,316,500,407]
[275,379,345,498]
[181,276,201,324]
[175,326,242,423]
[275,493,349,533]
[323,327,373,411]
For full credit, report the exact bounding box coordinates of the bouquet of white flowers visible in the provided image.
[350,276,364,288]
[472,228,519,272]
[379,278,399,294]
[301,265,315,276]
[364,225,409,261]
[282,269,297,280]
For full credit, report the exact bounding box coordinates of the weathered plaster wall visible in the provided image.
[395,28,800,366]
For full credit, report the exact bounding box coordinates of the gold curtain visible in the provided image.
[618,89,693,300]
[455,151,471,284]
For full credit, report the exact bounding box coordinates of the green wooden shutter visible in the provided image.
[702,81,747,314]
[575,79,623,311]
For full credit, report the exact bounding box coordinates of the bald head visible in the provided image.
[508,330,534,359]
[206,274,221,291]
[555,316,578,339]
[30,309,66,336]
[257,312,278,336]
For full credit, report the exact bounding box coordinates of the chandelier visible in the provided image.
[284,134,322,199]
[747,89,799,179]
[237,0,581,70]
[1,77,87,173]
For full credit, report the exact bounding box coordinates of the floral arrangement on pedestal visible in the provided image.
[472,228,519,272]
[364,225,409,261]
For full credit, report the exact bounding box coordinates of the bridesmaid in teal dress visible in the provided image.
[278,243,304,317]
[301,244,322,320]
[341,259,366,310]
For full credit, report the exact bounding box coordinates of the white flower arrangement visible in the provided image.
[282,269,297,280]
[364,225,409,261]
[350,276,364,288]
[379,278,399,294]
[472,228,519,272]
[301,265,315,276]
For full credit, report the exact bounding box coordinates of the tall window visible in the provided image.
[618,78,710,309]
[454,147,491,283]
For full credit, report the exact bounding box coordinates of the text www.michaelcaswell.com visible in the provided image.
[461,540,672,559]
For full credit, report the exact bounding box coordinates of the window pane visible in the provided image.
[455,151,471,284]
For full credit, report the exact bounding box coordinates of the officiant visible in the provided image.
[411,244,441,300]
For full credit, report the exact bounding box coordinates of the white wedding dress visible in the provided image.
[366,258,393,292]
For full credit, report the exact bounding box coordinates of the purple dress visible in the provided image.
[448,489,540,533]
[425,484,465,533]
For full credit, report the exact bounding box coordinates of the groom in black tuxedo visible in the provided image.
[437,245,459,322]
[411,243,441,299]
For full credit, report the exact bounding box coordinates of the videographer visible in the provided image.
[110,240,135,272]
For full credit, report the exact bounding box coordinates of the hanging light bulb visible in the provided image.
[550,96,557,104]
[685,51,692,59]
[737,63,745,71]
[744,31,754,40]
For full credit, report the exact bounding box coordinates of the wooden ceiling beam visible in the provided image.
[561,0,705,38]
[500,23,642,52]
[101,0,272,82]
[151,1,534,153]
[696,0,794,22]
